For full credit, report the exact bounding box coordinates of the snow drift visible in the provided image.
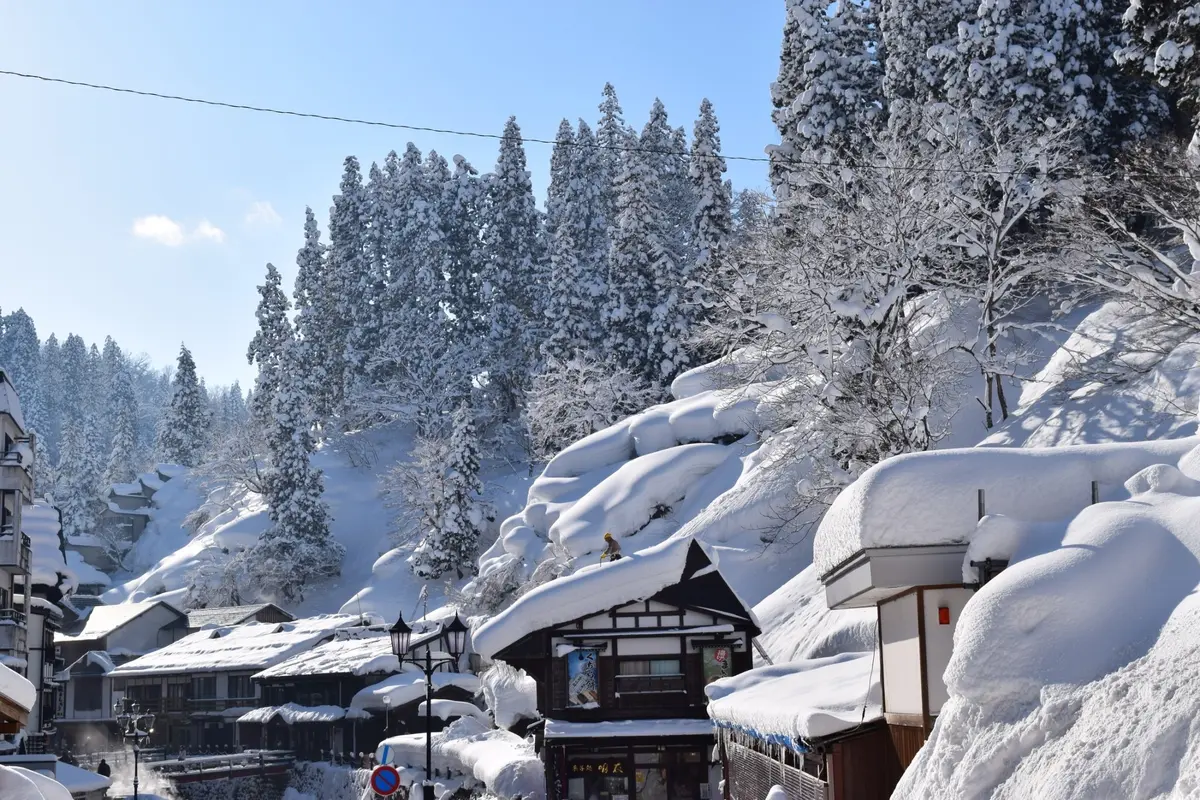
[891,441,1200,797]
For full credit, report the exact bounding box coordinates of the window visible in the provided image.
[75,676,103,712]
[191,676,216,699]
[227,675,255,700]
[616,659,685,694]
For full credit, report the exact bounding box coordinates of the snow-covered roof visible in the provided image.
[137,472,165,492]
[50,760,111,793]
[238,703,349,725]
[55,651,116,681]
[351,669,480,711]
[187,603,292,630]
[65,551,110,588]
[814,437,1200,576]
[543,719,714,739]
[0,370,26,432]
[109,614,361,677]
[108,482,145,498]
[378,717,543,800]
[55,599,180,644]
[0,764,72,800]
[0,662,35,713]
[472,536,756,660]
[254,628,398,679]
[706,652,880,744]
[21,502,70,590]
[155,463,188,479]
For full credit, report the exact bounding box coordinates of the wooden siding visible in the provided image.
[828,723,905,800]
[887,723,927,771]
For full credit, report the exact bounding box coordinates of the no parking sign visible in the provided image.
[371,763,401,797]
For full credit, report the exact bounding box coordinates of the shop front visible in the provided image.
[543,722,718,800]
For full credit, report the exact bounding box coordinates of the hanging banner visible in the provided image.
[567,648,600,707]
[701,646,731,686]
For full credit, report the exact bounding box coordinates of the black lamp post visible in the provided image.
[389,611,469,800]
[113,697,155,800]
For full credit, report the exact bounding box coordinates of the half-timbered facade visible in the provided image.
[474,537,760,800]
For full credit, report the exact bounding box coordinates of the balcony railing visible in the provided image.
[0,532,32,573]
[0,616,29,656]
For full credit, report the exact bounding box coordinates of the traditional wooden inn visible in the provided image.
[239,623,479,760]
[105,613,362,751]
[473,536,760,800]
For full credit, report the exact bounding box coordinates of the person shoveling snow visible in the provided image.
[600,533,622,562]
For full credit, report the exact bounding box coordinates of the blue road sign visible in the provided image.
[371,764,401,797]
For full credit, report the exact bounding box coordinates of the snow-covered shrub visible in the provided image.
[480,662,539,730]
[525,353,664,460]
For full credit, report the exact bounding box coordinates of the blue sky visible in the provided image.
[0,1,784,387]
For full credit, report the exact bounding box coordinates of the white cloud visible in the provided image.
[132,215,186,246]
[131,215,225,246]
[245,200,282,227]
[193,220,226,243]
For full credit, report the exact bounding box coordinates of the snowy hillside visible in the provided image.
[103,422,534,621]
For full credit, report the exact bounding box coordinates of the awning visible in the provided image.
[237,704,349,725]
[544,718,714,740]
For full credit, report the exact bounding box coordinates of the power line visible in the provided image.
[0,68,1181,180]
[0,68,770,162]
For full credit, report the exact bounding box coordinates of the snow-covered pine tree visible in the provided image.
[770,0,885,204]
[104,363,139,485]
[442,155,486,346]
[223,381,248,431]
[59,334,90,428]
[252,339,344,602]
[292,207,336,423]
[479,117,545,412]
[546,119,575,239]
[38,335,64,464]
[604,133,672,385]
[247,263,292,432]
[689,98,733,341]
[543,120,609,362]
[156,344,210,467]
[410,400,485,580]
[597,83,634,244]
[0,309,44,447]
[355,161,394,387]
[1117,0,1192,147]
[328,156,370,414]
[940,0,1163,150]
[880,0,971,133]
[55,419,95,537]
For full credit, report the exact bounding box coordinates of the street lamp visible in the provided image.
[113,697,155,800]
[389,611,468,800]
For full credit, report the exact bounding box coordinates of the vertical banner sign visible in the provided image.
[567,649,600,707]
[701,646,731,686]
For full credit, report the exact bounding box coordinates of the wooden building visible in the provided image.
[473,537,760,800]
[186,603,294,634]
[239,624,479,761]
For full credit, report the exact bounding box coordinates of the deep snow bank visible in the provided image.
[895,446,1200,798]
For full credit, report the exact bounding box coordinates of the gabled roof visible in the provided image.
[187,603,294,629]
[56,650,116,680]
[109,614,361,677]
[472,536,760,660]
[55,599,184,644]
